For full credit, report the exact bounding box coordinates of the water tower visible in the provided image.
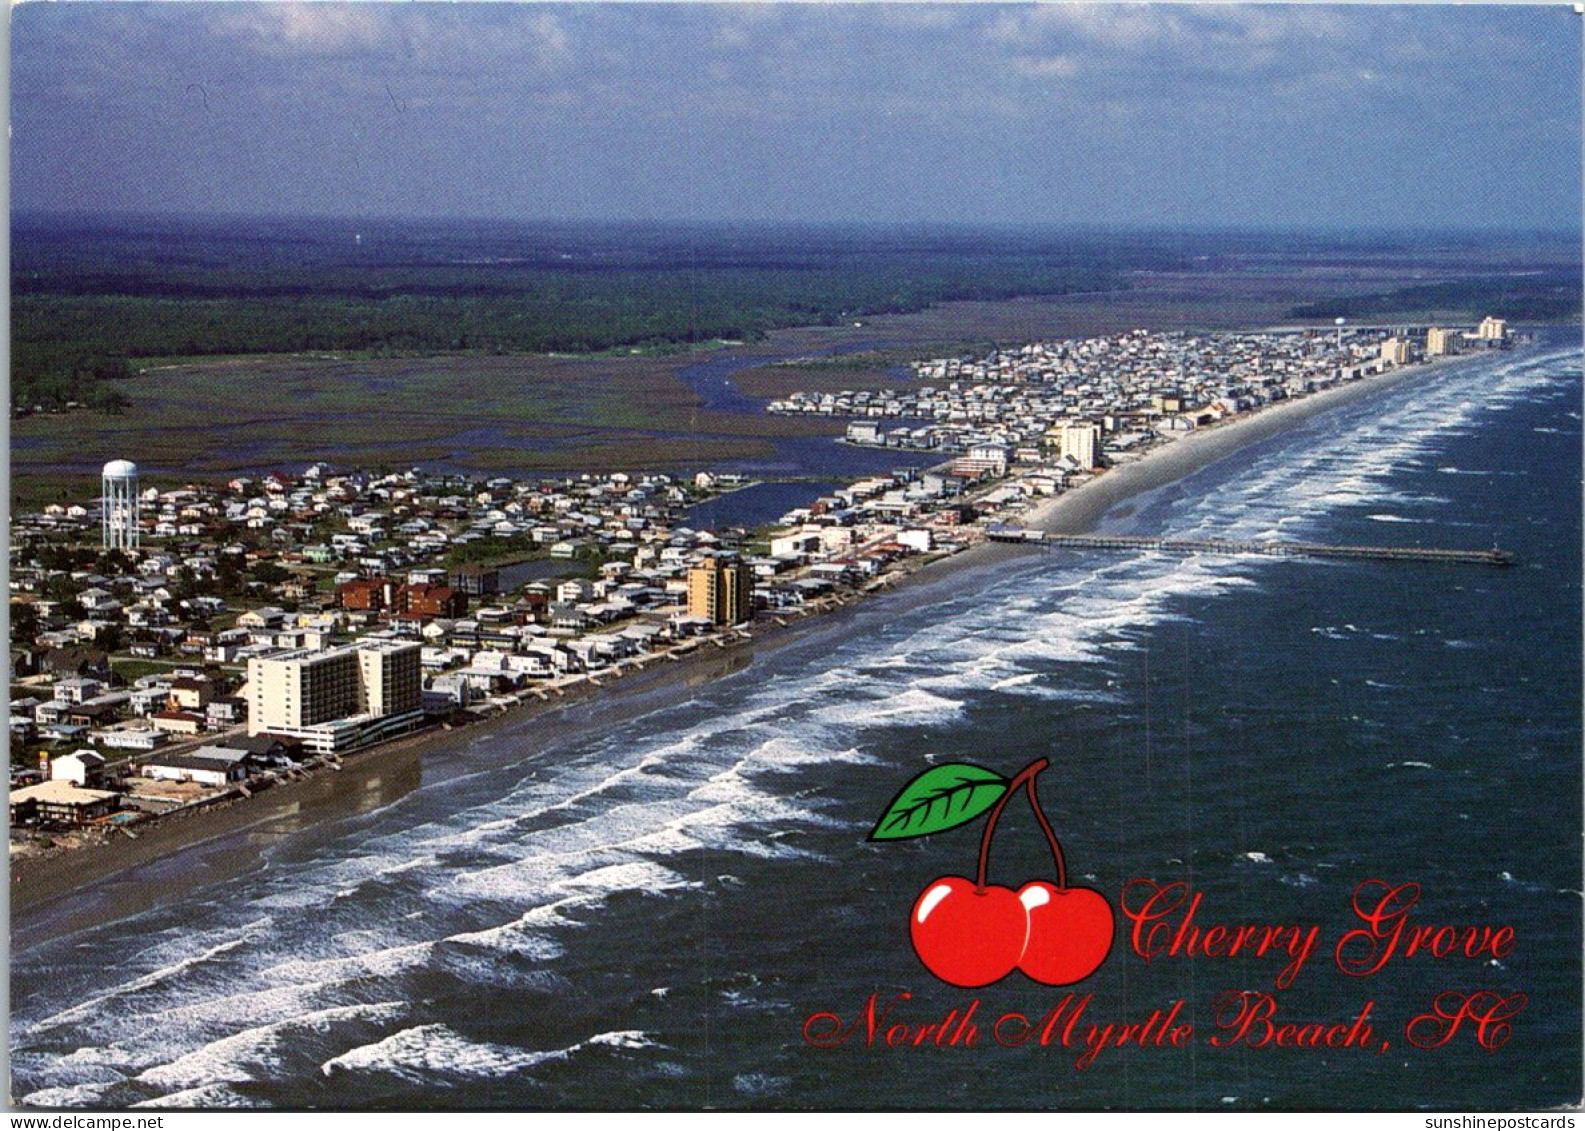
[1334,317,1347,349]
[101,459,140,550]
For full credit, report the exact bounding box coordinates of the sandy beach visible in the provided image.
[1021,354,1449,535]
[7,350,1463,948]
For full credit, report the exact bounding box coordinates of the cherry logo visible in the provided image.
[870,757,1114,988]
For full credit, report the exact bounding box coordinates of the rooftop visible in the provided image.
[11,780,118,805]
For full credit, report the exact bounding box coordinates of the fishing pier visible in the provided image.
[985,527,1516,567]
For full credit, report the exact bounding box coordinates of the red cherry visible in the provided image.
[910,876,1028,987]
[1016,882,1115,985]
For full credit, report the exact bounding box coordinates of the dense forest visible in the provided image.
[1288,268,1582,322]
[14,215,1580,414]
[12,216,1186,412]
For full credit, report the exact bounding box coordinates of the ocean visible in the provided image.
[10,334,1581,1110]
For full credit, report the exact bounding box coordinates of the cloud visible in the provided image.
[8,3,1576,227]
[990,4,1348,56]
[215,3,396,55]
[198,2,572,69]
[986,1,1545,96]
[1011,54,1081,80]
[978,2,1506,123]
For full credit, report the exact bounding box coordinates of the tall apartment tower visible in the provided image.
[687,555,755,626]
[101,459,140,550]
[247,639,422,752]
[1380,338,1412,366]
[357,641,423,717]
[1425,327,1460,357]
[1059,422,1102,470]
[1477,316,1508,341]
[249,646,359,734]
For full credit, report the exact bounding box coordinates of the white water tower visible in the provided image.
[101,459,140,550]
[1334,316,1346,349]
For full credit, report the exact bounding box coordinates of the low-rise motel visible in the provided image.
[8,321,1511,851]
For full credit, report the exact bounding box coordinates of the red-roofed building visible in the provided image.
[395,583,467,620]
[337,579,394,612]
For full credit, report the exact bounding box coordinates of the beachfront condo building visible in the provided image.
[1478,316,1508,341]
[247,639,423,754]
[687,555,755,626]
[1060,422,1102,470]
[1380,338,1413,365]
[1425,327,1461,356]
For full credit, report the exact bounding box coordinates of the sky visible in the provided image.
[9,2,1582,231]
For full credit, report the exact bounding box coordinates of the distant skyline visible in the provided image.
[11,3,1582,232]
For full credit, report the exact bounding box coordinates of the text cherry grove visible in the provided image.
[800,878,1526,1069]
[1122,878,1516,988]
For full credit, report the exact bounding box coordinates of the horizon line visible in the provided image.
[12,208,1583,243]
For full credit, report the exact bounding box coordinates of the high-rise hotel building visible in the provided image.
[1425,327,1460,357]
[1379,337,1413,366]
[687,555,755,626]
[247,639,422,753]
[1059,422,1101,470]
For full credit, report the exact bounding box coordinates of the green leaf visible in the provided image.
[869,763,1010,841]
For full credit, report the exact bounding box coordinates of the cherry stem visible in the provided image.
[975,757,1055,892]
[1024,775,1068,890]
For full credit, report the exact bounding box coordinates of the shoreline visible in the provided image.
[1021,352,1457,536]
[7,348,1489,947]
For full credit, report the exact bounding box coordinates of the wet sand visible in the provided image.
[7,354,1460,950]
[8,622,829,949]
